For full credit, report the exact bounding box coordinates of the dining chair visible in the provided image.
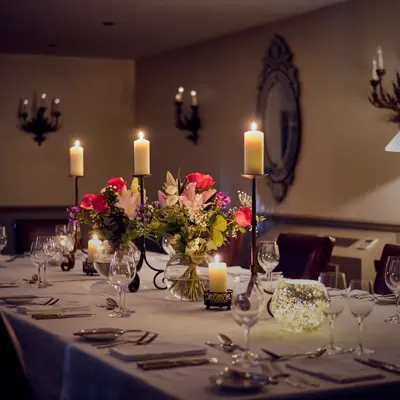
[0,312,34,398]
[275,233,335,280]
[373,243,400,295]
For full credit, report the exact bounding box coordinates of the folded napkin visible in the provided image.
[110,343,207,362]
[287,357,384,383]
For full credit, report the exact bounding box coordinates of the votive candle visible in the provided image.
[208,256,227,292]
[88,234,101,263]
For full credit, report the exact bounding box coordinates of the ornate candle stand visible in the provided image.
[369,68,400,123]
[17,94,61,146]
[60,176,87,271]
[175,100,200,144]
[129,174,167,291]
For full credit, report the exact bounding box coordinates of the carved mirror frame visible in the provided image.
[256,35,301,203]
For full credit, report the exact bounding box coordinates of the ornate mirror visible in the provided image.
[256,35,301,203]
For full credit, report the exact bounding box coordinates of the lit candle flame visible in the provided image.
[214,254,220,263]
[191,90,196,96]
[74,140,80,147]
[178,87,184,93]
[138,131,144,140]
[23,99,28,105]
[251,122,257,131]
[92,233,98,240]
[41,93,47,99]
[55,98,60,104]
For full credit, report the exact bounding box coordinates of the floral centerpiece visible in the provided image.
[155,171,256,300]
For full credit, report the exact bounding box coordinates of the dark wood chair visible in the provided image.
[275,233,335,280]
[0,312,34,398]
[373,243,400,295]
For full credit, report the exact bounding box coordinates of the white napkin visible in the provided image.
[110,343,207,362]
[287,357,384,383]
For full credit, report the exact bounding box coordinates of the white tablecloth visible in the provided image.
[1,253,400,400]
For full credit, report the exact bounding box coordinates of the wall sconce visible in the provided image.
[17,93,61,145]
[174,86,200,144]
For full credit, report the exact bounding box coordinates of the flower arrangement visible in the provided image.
[154,171,257,300]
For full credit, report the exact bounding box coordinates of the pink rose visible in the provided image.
[186,173,215,191]
[107,177,127,193]
[91,194,109,213]
[80,194,95,210]
[235,207,252,227]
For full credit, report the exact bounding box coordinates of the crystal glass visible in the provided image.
[55,224,67,236]
[384,256,400,324]
[318,273,346,355]
[347,279,374,355]
[164,253,209,301]
[0,226,7,253]
[231,275,267,368]
[257,241,279,290]
[108,246,139,318]
[30,240,47,288]
[161,236,176,257]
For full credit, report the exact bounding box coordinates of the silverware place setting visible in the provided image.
[32,312,95,320]
[95,331,159,349]
[139,356,218,371]
[262,347,327,362]
[74,328,143,342]
[7,297,60,307]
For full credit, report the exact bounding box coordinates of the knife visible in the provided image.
[354,357,400,375]
[137,357,218,371]
[32,313,94,320]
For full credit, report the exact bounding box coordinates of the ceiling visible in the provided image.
[0,0,347,59]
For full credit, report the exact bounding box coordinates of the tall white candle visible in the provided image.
[69,140,84,176]
[134,131,150,175]
[208,255,227,293]
[88,234,101,263]
[244,122,264,175]
[372,59,378,81]
[377,46,384,70]
[191,90,198,106]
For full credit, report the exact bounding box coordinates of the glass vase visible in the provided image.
[164,253,209,301]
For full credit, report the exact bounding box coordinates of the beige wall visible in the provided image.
[136,0,400,225]
[0,54,135,206]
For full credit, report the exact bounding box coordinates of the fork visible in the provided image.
[96,331,156,349]
[7,297,59,307]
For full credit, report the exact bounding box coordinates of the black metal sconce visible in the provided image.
[174,87,200,144]
[17,93,61,145]
[369,47,400,123]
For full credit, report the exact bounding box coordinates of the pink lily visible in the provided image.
[158,191,168,207]
[115,189,141,220]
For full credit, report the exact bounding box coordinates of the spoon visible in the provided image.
[23,274,39,284]
[262,347,326,361]
[106,297,118,310]
[217,334,245,351]
[205,341,235,353]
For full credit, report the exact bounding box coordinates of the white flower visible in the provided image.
[166,185,178,195]
[166,195,179,206]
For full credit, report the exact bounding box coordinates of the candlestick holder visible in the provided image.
[175,101,200,144]
[128,174,167,291]
[82,260,97,276]
[204,290,233,310]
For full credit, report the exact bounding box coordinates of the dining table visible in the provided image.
[0,252,399,400]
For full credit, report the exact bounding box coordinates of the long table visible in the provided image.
[1,254,399,400]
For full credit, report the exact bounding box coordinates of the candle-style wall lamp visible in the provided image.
[174,86,200,144]
[17,93,61,145]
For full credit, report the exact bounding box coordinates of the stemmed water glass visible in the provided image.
[257,241,279,291]
[347,279,375,355]
[30,241,45,288]
[384,256,400,324]
[231,276,267,368]
[0,226,7,254]
[35,236,58,286]
[108,249,138,318]
[318,273,347,355]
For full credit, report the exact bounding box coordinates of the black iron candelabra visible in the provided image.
[129,174,166,291]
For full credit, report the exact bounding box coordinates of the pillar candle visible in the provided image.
[88,234,101,263]
[244,122,264,175]
[191,90,198,106]
[134,131,150,175]
[377,46,384,70]
[372,59,378,81]
[208,256,227,292]
[69,140,84,176]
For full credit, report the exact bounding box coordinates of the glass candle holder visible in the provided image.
[271,279,329,333]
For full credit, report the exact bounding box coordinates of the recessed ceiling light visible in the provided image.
[102,21,115,26]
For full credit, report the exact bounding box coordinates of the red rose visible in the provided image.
[91,194,109,213]
[80,194,95,210]
[107,177,127,193]
[235,207,252,227]
[186,173,215,191]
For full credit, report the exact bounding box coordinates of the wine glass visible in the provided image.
[257,241,279,291]
[347,279,374,355]
[108,248,138,318]
[0,226,7,254]
[35,236,56,286]
[231,276,267,368]
[318,273,347,355]
[384,256,400,324]
[30,241,45,288]
[162,236,176,257]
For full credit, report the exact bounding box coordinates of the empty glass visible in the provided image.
[30,241,45,288]
[384,256,400,324]
[257,241,279,290]
[231,276,267,368]
[319,273,347,355]
[347,279,374,355]
[0,226,7,253]
[108,246,138,318]
[35,236,57,286]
